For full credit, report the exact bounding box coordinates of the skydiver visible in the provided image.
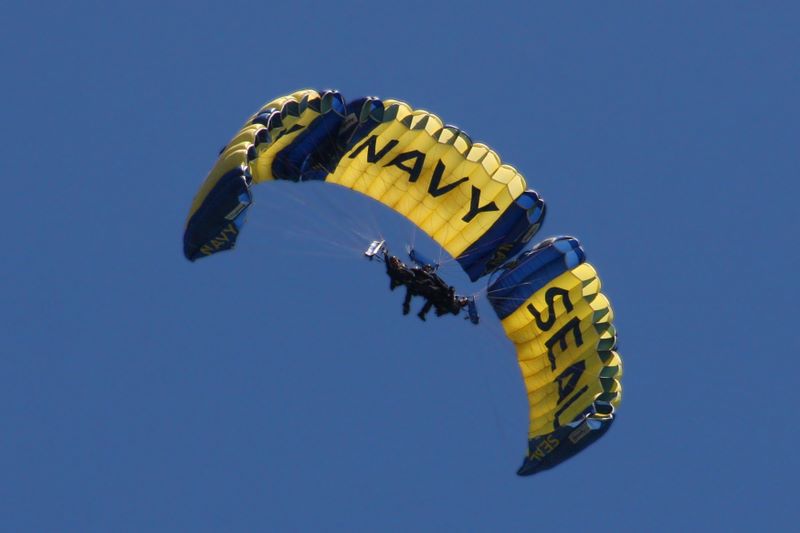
[417,298,435,321]
[385,252,414,291]
[381,249,469,321]
[383,251,419,314]
[408,265,453,321]
[434,289,470,316]
[418,288,468,321]
[385,257,439,318]
[406,264,440,318]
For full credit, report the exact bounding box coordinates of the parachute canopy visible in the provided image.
[184,89,545,281]
[183,89,622,476]
[487,236,622,475]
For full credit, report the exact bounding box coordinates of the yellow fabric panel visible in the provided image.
[185,146,249,223]
[605,387,622,408]
[527,353,610,436]
[185,90,323,223]
[603,351,623,378]
[502,263,600,334]
[327,99,530,257]
[249,91,324,183]
[523,329,612,404]
[526,362,615,436]
[503,266,602,344]
[419,141,495,249]
[599,351,623,409]
[405,135,466,220]
[498,261,621,439]
[517,327,613,431]
[330,102,410,193]
[220,124,262,153]
[519,322,609,384]
[373,118,437,215]
[513,307,610,369]
[245,89,320,126]
[466,143,491,163]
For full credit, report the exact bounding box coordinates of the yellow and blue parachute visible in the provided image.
[183,89,622,476]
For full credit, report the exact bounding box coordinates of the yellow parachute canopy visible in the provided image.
[183,90,622,476]
[184,89,545,281]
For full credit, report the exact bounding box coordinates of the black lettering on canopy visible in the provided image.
[428,160,468,197]
[384,150,425,183]
[556,361,586,404]
[544,317,583,371]
[348,136,498,220]
[553,384,590,428]
[462,186,499,222]
[348,135,399,163]
[526,287,574,331]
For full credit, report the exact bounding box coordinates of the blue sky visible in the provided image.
[2,1,798,531]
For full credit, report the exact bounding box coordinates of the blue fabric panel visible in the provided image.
[272,94,384,182]
[271,92,346,181]
[183,167,252,261]
[487,237,585,320]
[251,109,278,127]
[339,97,384,151]
[408,247,437,269]
[517,416,614,476]
[303,97,383,180]
[457,189,546,281]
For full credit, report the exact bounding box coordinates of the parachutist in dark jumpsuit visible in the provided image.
[434,287,470,317]
[384,253,470,320]
[385,254,414,291]
[384,253,416,314]
[412,265,448,321]
[410,265,469,321]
